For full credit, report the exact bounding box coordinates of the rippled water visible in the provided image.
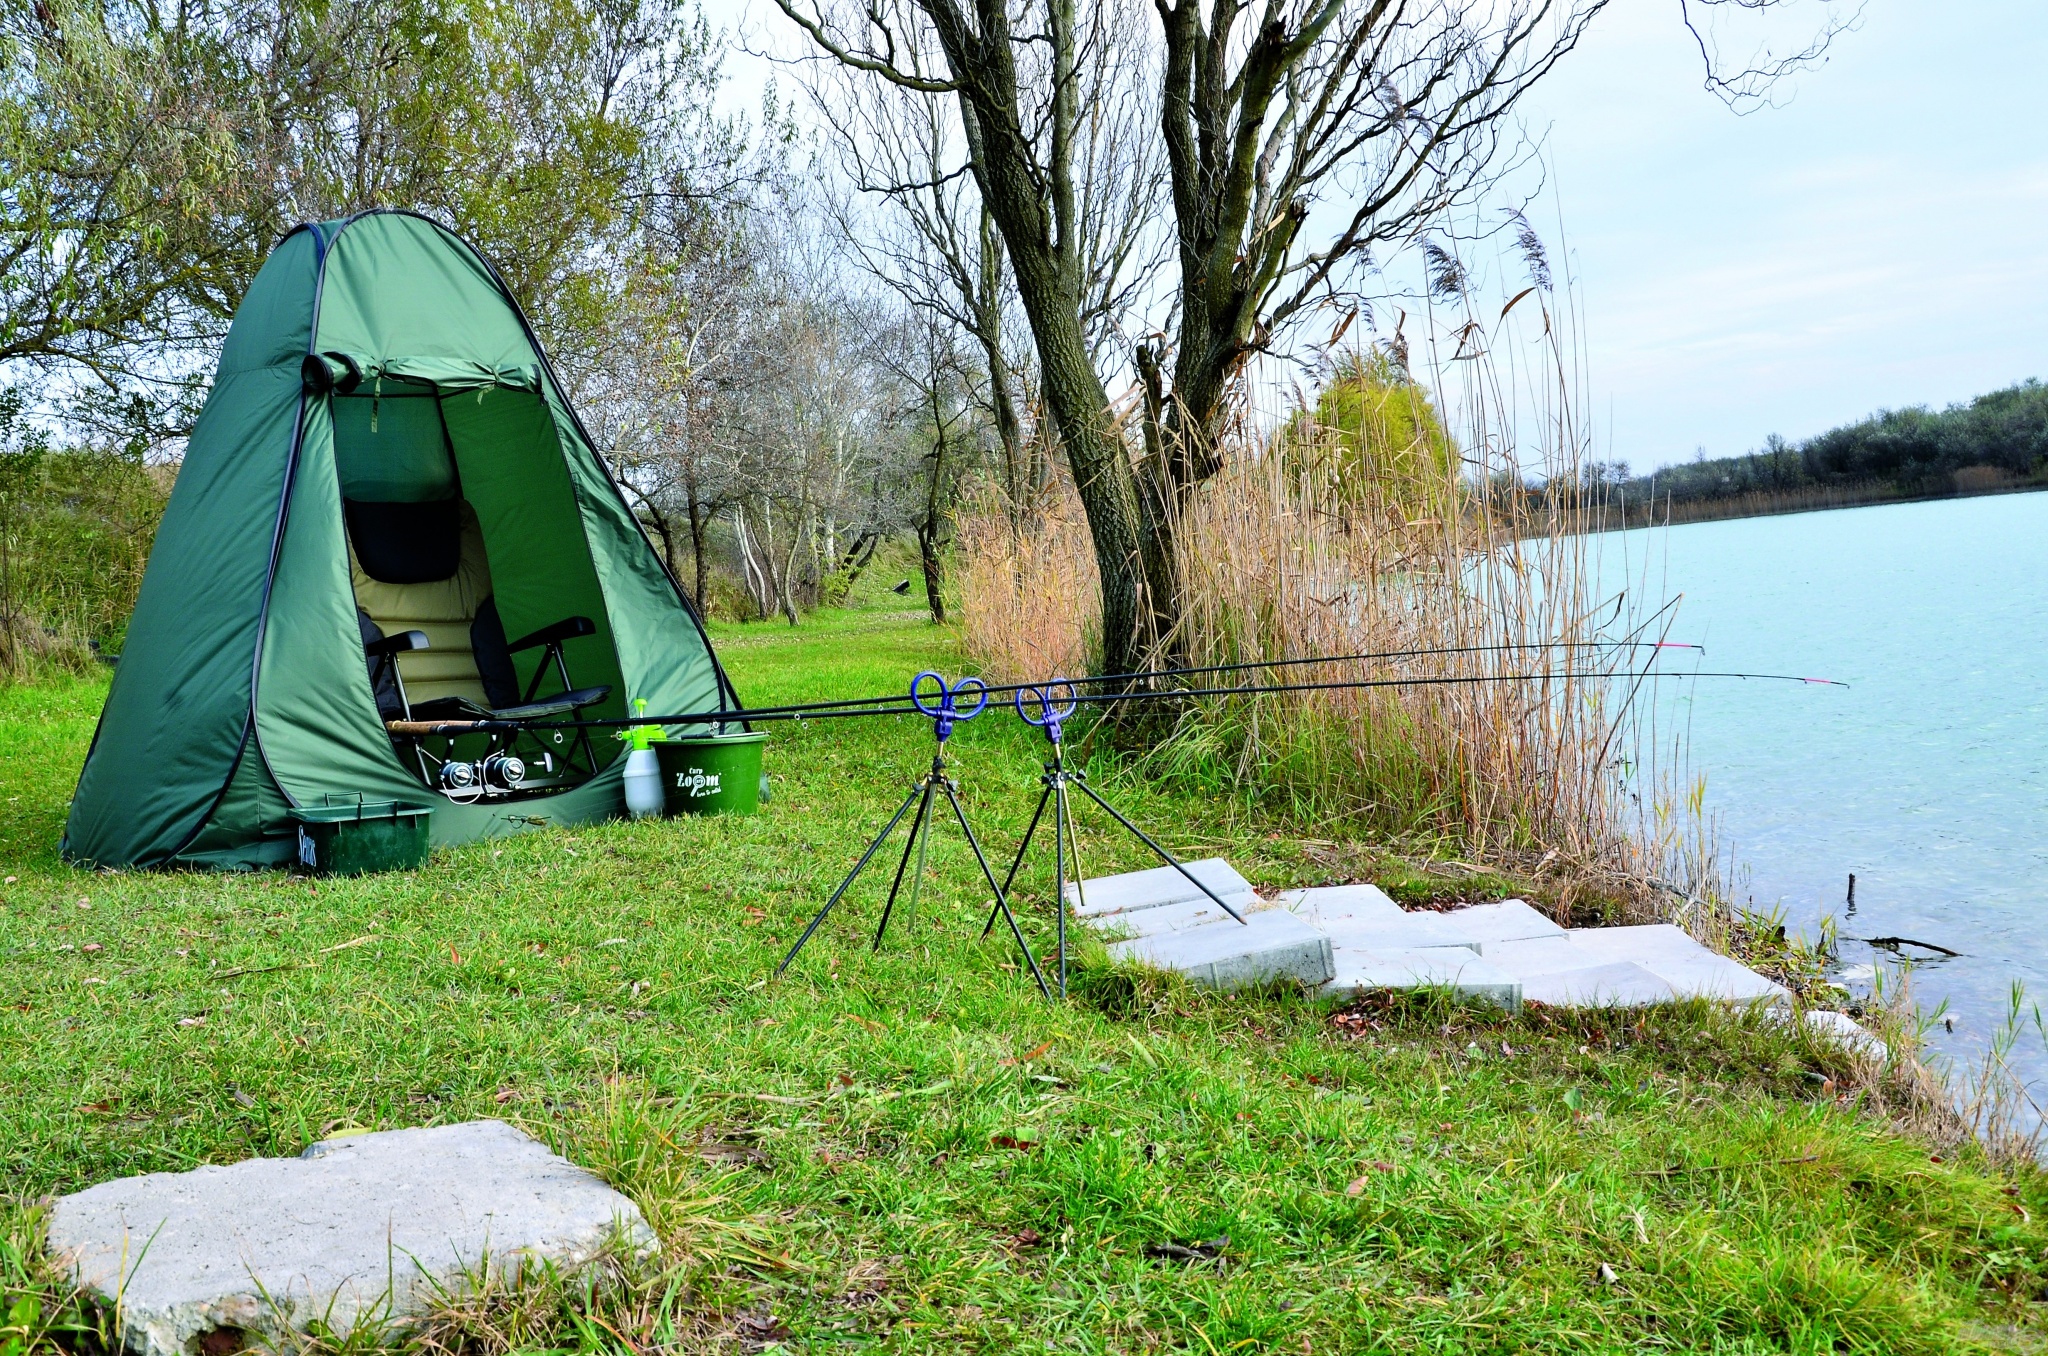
[1600,492,2048,1104]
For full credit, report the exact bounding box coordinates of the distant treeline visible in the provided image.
[1588,379,2048,527]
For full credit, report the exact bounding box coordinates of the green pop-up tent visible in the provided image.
[63,210,739,869]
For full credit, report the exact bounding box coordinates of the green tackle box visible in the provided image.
[291,797,434,875]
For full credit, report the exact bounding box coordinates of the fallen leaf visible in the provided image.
[999,1039,1054,1067]
[1344,1176,1369,1196]
[75,1098,121,1113]
[81,943,102,953]
[449,944,462,965]
[4,875,15,884]
[177,1015,207,1028]
[844,1013,886,1034]
[230,1088,256,1108]
[1005,1227,1045,1250]
[991,1135,1038,1152]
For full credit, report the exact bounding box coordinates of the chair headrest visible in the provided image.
[345,498,462,584]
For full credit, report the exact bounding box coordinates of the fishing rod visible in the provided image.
[942,638,1708,707]
[436,639,1713,731]
[383,662,1842,739]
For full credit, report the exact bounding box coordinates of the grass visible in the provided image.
[5,585,2048,1353]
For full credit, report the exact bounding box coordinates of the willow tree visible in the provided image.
[771,0,1845,674]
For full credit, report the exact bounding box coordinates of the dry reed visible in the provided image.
[957,294,1714,919]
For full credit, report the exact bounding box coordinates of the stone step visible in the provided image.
[1322,946,1522,1009]
[1519,959,1678,1007]
[1083,893,1272,940]
[1078,860,1789,1012]
[45,1121,654,1356]
[1106,908,1335,990]
[1276,884,1406,929]
[1065,857,1258,919]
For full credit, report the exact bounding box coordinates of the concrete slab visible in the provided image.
[1066,857,1258,919]
[1563,924,1711,964]
[1638,952,1790,1005]
[1560,925,1789,1005]
[1469,934,1583,971]
[1108,908,1335,990]
[1278,884,1405,929]
[1520,960,1678,1008]
[1435,899,1567,945]
[1080,893,1272,940]
[1321,946,1522,1009]
[1315,910,1483,952]
[45,1120,655,1356]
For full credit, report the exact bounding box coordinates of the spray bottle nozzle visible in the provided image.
[617,698,658,750]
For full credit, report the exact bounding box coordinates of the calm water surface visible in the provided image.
[1601,492,2048,1099]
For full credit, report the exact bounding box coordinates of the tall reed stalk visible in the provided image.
[957,280,1711,913]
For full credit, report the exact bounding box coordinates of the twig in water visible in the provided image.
[1858,936,1962,959]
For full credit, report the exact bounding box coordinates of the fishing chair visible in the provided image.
[408,601,612,779]
[348,495,611,791]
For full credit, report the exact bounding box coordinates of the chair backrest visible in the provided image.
[347,498,494,707]
[345,498,463,584]
[470,596,521,709]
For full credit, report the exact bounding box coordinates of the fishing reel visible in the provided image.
[438,751,526,802]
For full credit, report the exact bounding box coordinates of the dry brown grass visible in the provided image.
[957,318,1707,918]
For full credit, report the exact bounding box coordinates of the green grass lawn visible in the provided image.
[4,592,2046,1354]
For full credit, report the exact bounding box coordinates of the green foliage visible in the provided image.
[0,445,168,671]
[0,0,750,445]
[1626,379,2048,508]
[1278,348,1458,513]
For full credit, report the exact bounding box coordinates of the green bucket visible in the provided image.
[655,732,767,816]
[291,798,434,875]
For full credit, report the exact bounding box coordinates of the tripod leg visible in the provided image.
[777,781,924,976]
[903,772,936,934]
[1053,777,1069,1000]
[941,782,1052,1000]
[1060,774,1089,917]
[982,781,1052,939]
[1071,778,1248,924]
[873,778,935,951]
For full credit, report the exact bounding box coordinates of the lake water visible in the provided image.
[1600,491,2048,1109]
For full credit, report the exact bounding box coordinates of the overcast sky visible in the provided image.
[716,0,2048,472]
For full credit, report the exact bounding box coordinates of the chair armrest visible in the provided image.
[365,629,430,657]
[507,615,596,653]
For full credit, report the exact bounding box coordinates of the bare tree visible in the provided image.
[801,0,1166,528]
[769,0,1846,673]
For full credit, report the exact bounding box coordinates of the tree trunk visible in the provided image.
[687,497,708,615]
[918,523,946,624]
[934,20,1152,676]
